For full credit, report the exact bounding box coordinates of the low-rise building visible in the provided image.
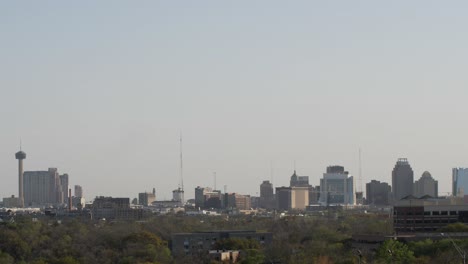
[172,230,273,256]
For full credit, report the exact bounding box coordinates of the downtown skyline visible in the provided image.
[2,1,468,200]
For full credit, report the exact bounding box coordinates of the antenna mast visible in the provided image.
[359,148,362,193]
[213,172,217,190]
[180,133,184,191]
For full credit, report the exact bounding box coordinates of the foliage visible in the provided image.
[376,239,415,263]
[439,222,468,232]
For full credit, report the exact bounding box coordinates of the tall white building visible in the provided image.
[453,168,468,197]
[319,166,355,206]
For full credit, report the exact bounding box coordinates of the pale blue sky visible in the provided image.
[1,1,468,200]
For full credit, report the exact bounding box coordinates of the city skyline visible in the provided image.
[3,1,468,200]
[1,146,460,201]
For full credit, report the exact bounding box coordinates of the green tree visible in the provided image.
[376,239,415,263]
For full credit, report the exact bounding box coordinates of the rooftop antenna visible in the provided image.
[213,172,217,190]
[224,185,227,194]
[179,133,184,191]
[294,160,296,172]
[359,148,363,193]
[20,138,22,151]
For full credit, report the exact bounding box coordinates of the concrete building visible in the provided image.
[392,158,414,202]
[290,170,310,187]
[74,185,83,198]
[60,174,69,204]
[209,250,239,263]
[413,171,438,198]
[195,186,212,209]
[172,187,184,205]
[91,196,145,220]
[224,193,251,210]
[276,187,292,211]
[2,195,20,208]
[15,150,26,208]
[366,180,391,206]
[171,230,272,256]
[291,186,309,210]
[393,196,468,232]
[204,190,223,209]
[259,180,275,209]
[138,188,156,206]
[319,166,355,206]
[23,168,67,207]
[309,185,320,205]
[453,168,468,197]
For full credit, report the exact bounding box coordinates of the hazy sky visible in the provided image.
[2,1,468,201]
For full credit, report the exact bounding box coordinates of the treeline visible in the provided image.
[0,213,467,263]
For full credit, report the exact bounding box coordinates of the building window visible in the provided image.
[441,211,448,215]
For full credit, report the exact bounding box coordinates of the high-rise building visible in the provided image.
[74,185,83,198]
[290,170,310,187]
[392,158,414,201]
[453,168,468,197]
[366,180,391,205]
[23,168,66,207]
[290,186,309,210]
[413,171,438,198]
[224,193,251,210]
[259,180,275,209]
[309,185,320,204]
[60,174,69,204]
[276,187,291,211]
[15,149,26,208]
[195,186,212,208]
[319,165,355,206]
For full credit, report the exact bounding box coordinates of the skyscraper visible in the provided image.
[453,168,468,197]
[290,170,310,187]
[60,174,69,204]
[15,149,26,208]
[366,180,391,205]
[391,158,414,202]
[319,166,355,206]
[74,185,83,198]
[259,180,275,209]
[23,168,67,207]
[413,171,438,198]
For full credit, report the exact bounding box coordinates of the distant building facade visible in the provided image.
[276,187,292,211]
[366,180,391,206]
[2,195,20,208]
[224,193,251,210]
[453,168,468,197]
[413,171,438,198]
[319,166,355,206]
[392,158,414,202]
[195,186,212,208]
[138,189,156,206]
[74,185,83,198]
[23,168,69,207]
[259,180,275,209]
[290,170,310,187]
[92,196,145,220]
[172,187,184,205]
[172,230,273,256]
